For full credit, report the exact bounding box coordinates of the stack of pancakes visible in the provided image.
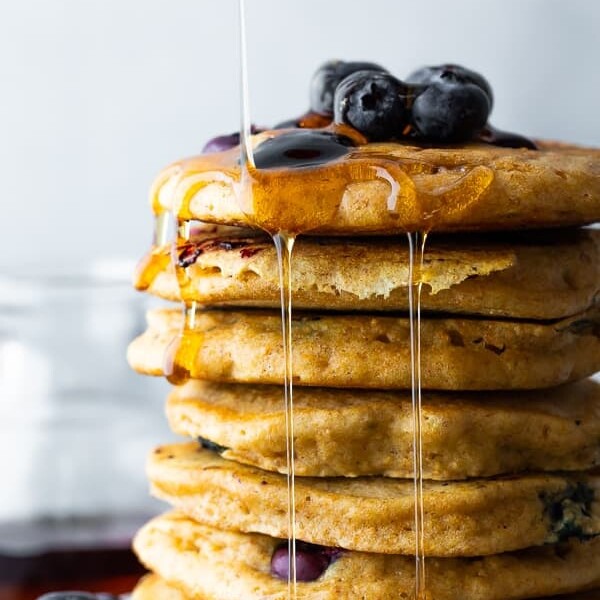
[128,140,600,599]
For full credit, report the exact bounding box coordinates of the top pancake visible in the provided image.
[151,135,600,233]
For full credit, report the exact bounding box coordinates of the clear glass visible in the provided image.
[0,261,172,591]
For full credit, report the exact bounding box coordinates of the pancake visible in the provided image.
[131,574,600,600]
[137,228,600,320]
[133,574,191,599]
[133,512,600,600]
[147,443,600,557]
[151,136,600,234]
[166,379,600,479]
[127,306,600,390]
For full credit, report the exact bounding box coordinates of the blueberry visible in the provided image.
[411,81,490,142]
[202,125,264,154]
[270,542,333,582]
[197,436,228,454]
[478,124,537,150]
[407,64,494,109]
[333,71,410,142]
[310,60,387,115]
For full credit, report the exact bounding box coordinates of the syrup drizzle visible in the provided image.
[273,231,298,598]
[408,231,428,598]
[238,3,298,595]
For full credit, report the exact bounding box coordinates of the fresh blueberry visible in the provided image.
[333,71,411,142]
[310,60,387,115]
[253,130,355,170]
[411,81,490,142]
[197,436,228,454]
[478,124,537,149]
[407,64,494,108]
[202,125,264,154]
[270,542,334,582]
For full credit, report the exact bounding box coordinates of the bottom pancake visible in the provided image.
[131,574,600,600]
[133,512,600,600]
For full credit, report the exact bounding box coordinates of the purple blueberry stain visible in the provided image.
[270,541,342,582]
[202,125,265,154]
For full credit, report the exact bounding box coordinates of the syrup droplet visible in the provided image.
[163,312,203,386]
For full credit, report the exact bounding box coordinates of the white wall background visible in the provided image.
[1,0,599,266]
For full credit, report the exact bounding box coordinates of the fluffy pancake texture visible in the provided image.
[152,137,600,233]
[131,574,600,600]
[147,443,600,557]
[139,228,600,320]
[166,379,600,479]
[133,512,600,600]
[127,306,600,390]
[132,574,191,599]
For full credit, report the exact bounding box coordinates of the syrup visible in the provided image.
[407,231,428,598]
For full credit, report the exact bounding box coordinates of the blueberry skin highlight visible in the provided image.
[334,71,410,142]
[310,60,387,116]
[407,64,494,109]
[411,81,491,143]
[270,543,332,582]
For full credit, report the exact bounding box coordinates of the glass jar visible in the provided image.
[0,261,172,598]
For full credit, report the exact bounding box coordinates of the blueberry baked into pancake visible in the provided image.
[123,61,600,600]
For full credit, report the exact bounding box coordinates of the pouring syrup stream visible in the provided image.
[238,1,298,597]
[408,231,428,598]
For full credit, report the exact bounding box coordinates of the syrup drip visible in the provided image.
[273,231,298,598]
[133,212,172,291]
[164,220,202,386]
[407,231,428,598]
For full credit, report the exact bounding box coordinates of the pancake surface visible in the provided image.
[133,512,600,600]
[152,137,600,233]
[148,443,600,556]
[139,228,600,320]
[128,306,600,390]
[131,574,600,600]
[166,379,600,479]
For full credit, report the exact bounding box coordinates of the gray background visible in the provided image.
[1,0,599,266]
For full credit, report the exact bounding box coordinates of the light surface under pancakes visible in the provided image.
[148,443,600,557]
[128,306,600,390]
[138,228,600,320]
[166,379,600,479]
[133,512,600,600]
[152,137,600,234]
[131,575,600,600]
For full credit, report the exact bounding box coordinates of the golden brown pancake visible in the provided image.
[133,512,600,600]
[137,228,600,320]
[166,379,600,479]
[127,306,600,390]
[147,443,600,557]
[131,573,600,600]
[151,135,600,234]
